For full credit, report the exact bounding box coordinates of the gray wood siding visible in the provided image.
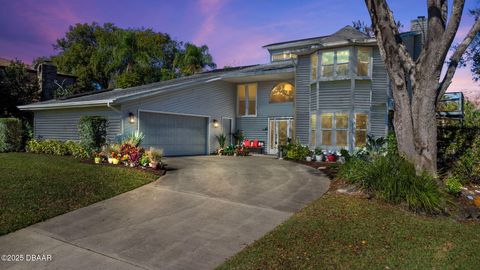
[318,80,352,110]
[34,107,122,141]
[295,55,310,144]
[121,81,236,153]
[237,116,268,142]
[370,48,388,138]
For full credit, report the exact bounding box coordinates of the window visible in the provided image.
[270,83,295,103]
[355,113,368,147]
[357,47,371,77]
[310,112,316,146]
[319,49,351,79]
[237,83,257,116]
[272,51,297,62]
[320,112,349,147]
[311,53,318,81]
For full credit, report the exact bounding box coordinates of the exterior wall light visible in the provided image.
[213,119,219,128]
[128,112,135,124]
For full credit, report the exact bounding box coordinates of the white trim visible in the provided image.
[18,100,113,111]
[236,83,258,117]
[137,109,211,155]
[267,116,294,154]
[221,117,233,145]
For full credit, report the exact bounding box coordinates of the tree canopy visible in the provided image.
[0,60,40,119]
[37,22,216,93]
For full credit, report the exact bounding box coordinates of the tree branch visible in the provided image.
[365,0,415,74]
[442,0,465,52]
[438,18,480,101]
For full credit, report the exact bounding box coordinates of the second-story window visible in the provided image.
[320,49,350,79]
[310,53,318,81]
[237,83,257,116]
[357,47,371,77]
[272,51,296,62]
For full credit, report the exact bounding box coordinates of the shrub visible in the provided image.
[339,155,443,213]
[147,147,163,162]
[285,143,311,161]
[223,145,235,156]
[78,116,107,152]
[0,118,24,152]
[445,176,462,195]
[26,139,88,158]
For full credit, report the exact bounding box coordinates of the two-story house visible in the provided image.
[19,26,394,156]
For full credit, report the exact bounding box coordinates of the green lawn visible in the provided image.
[218,194,480,270]
[0,153,158,235]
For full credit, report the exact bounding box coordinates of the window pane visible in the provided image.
[310,130,316,146]
[322,52,334,65]
[237,85,246,116]
[247,84,257,115]
[322,130,332,146]
[336,113,349,129]
[270,83,294,103]
[336,63,349,76]
[310,113,317,129]
[355,130,367,147]
[336,50,350,63]
[311,53,318,81]
[336,130,348,146]
[321,113,333,129]
[357,48,370,76]
[321,65,334,77]
[356,114,368,129]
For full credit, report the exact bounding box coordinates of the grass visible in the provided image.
[0,153,158,235]
[217,194,480,270]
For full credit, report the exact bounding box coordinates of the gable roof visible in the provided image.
[18,62,294,110]
[263,26,373,51]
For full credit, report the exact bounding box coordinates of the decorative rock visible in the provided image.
[467,195,475,200]
[464,206,480,219]
[475,190,480,194]
[318,166,327,170]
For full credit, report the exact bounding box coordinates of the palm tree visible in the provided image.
[174,43,216,75]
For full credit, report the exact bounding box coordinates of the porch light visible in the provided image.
[128,112,135,124]
[213,119,219,128]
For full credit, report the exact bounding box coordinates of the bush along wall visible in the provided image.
[0,118,24,152]
[78,116,107,153]
[26,139,89,159]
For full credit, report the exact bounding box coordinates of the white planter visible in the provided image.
[315,155,322,162]
[306,156,312,162]
[107,157,113,164]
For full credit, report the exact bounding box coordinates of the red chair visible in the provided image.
[253,139,259,148]
[243,139,250,147]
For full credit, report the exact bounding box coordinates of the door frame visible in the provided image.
[267,117,294,155]
[221,117,233,146]
[137,109,211,155]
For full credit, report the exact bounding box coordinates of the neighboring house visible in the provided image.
[18,25,424,156]
[0,58,76,101]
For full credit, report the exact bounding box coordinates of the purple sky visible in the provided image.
[0,0,479,91]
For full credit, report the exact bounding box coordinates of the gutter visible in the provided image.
[18,99,114,111]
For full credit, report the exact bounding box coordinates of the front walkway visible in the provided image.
[0,156,330,270]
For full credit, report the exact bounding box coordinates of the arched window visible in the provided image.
[269,83,294,103]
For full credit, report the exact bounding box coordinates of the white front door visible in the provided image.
[268,118,293,154]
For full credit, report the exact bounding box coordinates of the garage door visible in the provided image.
[139,111,208,156]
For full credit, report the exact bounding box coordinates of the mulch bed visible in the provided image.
[81,159,167,176]
[296,160,340,179]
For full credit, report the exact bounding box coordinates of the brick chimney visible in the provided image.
[37,63,58,101]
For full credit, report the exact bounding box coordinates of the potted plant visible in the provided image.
[314,148,323,162]
[93,152,102,164]
[139,153,150,168]
[216,134,227,156]
[147,147,163,169]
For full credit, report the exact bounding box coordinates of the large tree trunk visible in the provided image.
[365,0,480,175]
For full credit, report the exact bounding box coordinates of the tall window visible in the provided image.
[270,83,295,103]
[355,113,368,147]
[320,112,349,147]
[357,47,371,77]
[310,112,316,146]
[310,53,318,81]
[237,83,257,116]
[272,51,296,62]
[319,49,351,79]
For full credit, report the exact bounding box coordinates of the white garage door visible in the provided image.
[139,111,208,156]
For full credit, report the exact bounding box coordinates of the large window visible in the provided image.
[320,49,350,79]
[357,47,371,77]
[270,83,295,103]
[272,51,297,62]
[237,83,257,116]
[355,113,368,147]
[320,112,349,147]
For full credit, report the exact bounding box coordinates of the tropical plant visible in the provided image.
[147,147,163,162]
[232,130,245,146]
[366,135,386,156]
[125,130,144,147]
[173,43,216,75]
[223,145,235,156]
[445,176,463,195]
[285,143,311,161]
[216,134,227,149]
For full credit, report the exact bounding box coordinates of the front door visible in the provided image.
[268,118,293,154]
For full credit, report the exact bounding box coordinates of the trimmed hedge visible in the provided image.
[0,118,24,152]
[26,139,89,159]
[78,116,107,152]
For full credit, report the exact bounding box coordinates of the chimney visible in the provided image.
[37,63,58,101]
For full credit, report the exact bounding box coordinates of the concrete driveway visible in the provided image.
[0,156,330,270]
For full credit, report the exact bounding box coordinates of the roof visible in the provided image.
[19,62,294,110]
[263,26,373,51]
